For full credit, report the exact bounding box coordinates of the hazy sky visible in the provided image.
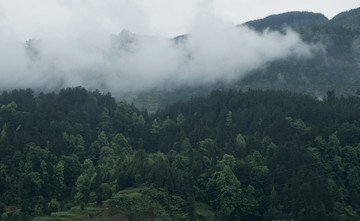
[0,0,359,39]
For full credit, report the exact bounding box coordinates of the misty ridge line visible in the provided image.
[0,24,322,96]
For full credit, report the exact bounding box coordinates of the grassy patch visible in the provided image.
[194,202,215,221]
[32,186,211,221]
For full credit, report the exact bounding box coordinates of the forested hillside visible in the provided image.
[235,7,360,97]
[329,7,360,29]
[133,8,360,111]
[0,87,360,220]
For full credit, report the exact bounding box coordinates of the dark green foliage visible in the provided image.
[244,11,328,32]
[0,87,360,220]
[150,89,360,220]
[330,7,360,29]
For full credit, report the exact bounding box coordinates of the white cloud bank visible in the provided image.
[0,22,319,96]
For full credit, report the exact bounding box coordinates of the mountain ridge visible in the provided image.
[142,7,360,112]
[329,7,360,29]
[243,7,360,31]
[243,11,328,31]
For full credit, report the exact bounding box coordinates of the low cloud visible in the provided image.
[0,22,318,97]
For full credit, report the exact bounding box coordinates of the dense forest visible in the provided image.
[0,87,359,220]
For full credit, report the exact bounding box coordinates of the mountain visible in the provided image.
[244,7,360,31]
[330,7,360,29]
[2,7,360,221]
[133,8,360,112]
[239,8,360,97]
[244,11,328,31]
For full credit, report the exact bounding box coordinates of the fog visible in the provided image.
[0,20,319,96]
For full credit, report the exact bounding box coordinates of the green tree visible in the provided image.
[9,210,22,221]
[234,133,246,156]
[147,152,172,188]
[88,131,109,163]
[98,146,117,183]
[247,151,269,188]
[219,154,236,170]
[199,138,216,165]
[110,133,132,157]
[52,162,65,199]
[63,133,85,159]
[74,159,96,206]
[207,165,242,220]
[47,198,60,214]
[1,212,9,221]
[176,114,185,127]
[225,111,232,126]
[150,119,160,135]
[0,164,9,202]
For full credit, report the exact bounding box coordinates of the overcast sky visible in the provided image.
[0,0,359,39]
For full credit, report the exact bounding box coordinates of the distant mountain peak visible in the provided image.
[330,7,360,29]
[110,29,137,51]
[243,11,328,31]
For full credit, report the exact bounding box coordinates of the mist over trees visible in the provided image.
[1,6,360,221]
[131,8,360,110]
[240,8,360,97]
[1,7,360,108]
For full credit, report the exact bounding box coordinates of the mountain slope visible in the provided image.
[244,11,328,31]
[130,7,360,111]
[330,7,360,29]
